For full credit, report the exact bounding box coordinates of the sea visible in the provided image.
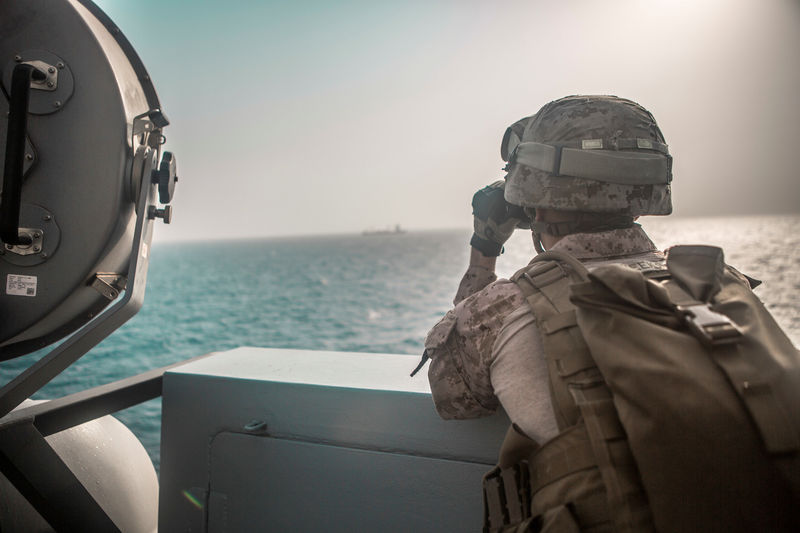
[1,214,798,471]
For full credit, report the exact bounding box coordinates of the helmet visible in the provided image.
[501,95,672,216]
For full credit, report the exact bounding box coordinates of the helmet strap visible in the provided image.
[531,214,635,237]
[532,229,545,253]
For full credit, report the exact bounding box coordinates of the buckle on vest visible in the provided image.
[679,304,742,347]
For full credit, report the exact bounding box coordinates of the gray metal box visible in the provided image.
[159,348,509,532]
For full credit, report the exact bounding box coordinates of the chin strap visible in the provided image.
[530,213,635,253]
[533,230,545,253]
[531,214,635,237]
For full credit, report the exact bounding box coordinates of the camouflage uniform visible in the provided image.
[425,225,664,442]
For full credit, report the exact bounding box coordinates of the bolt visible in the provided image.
[33,245,41,252]
[54,100,62,108]
[48,66,56,74]
[32,232,42,239]
[14,55,22,62]
[46,81,54,88]
[5,244,12,250]
[43,215,52,222]
[57,62,65,69]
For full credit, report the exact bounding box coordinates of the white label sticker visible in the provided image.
[7,274,37,297]
[142,243,149,259]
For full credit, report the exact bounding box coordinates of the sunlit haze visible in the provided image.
[93,0,800,242]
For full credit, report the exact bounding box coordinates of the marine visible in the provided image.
[421,95,800,532]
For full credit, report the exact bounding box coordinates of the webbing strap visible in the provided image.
[513,252,654,532]
[485,424,608,532]
[501,465,530,524]
[541,309,577,334]
[484,475,506,532]
[537,505,582,533]
[527,424,597,495]
[571,492,613,528]
[513,260,588,427]
[571,391,651,533]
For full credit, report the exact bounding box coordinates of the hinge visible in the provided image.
[89,273,127,301]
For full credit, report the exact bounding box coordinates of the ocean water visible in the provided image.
[1,214,798,470]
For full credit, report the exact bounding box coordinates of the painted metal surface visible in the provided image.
[208,433,488,531]
[160,348,510,531]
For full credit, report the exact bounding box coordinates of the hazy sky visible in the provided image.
[93,0,800,242]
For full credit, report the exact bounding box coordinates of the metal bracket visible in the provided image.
[132,109,169,144]
[89,273,127,301]
[3,51,74,115]
[3,227,43,255]
[23,60,58,91]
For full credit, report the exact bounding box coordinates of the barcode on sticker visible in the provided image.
[7,274,37,297]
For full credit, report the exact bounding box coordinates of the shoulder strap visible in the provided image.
[512,251,655,532]
[511,250,592,429]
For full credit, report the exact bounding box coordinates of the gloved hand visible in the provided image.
[470,180,530,257]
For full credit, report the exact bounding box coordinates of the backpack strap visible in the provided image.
[512,250,654,532]
[510,252,593,429]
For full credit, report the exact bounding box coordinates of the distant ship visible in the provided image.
[362,224,407,236]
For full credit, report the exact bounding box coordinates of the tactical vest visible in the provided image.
[482,246,800,533]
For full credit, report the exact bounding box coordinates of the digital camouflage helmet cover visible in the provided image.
[502,95,672,216]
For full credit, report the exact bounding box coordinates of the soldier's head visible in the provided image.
[500,95,672,249]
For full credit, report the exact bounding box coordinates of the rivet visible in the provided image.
[48,66,56,74]
[57,62,65,69]
[54,100,62,108]
[742,381,750,390]
[32,232,42,239]
[14,55,22,62]
[25,154,33,161]
[33,246,41,252]
[4,244,12,250]
[46,81,54,88]
[40,252,48,258]
[43,215,52,222]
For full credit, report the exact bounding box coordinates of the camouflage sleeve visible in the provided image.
[425,279,525,420]
[453,265,498,305]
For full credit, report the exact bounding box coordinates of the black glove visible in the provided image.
[470,181,530,257]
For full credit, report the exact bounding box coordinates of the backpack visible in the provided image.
[482,245,800,532]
